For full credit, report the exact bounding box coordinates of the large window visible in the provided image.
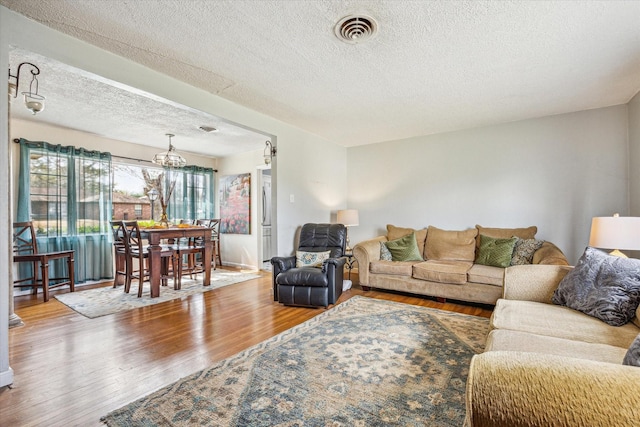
[17,140,216,283]
[112,162,215,222]
[17,139,113,282]
[167,166,216,221]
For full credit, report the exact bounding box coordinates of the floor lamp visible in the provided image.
[337,209,359,253]
[337,209,359,291]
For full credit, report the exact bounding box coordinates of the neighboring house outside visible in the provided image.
[112,192,151,220]
[31,188,152,227]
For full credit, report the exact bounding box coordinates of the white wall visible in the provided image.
[215,150,263,269]
[347,105,630,264]
[629,91,640,216]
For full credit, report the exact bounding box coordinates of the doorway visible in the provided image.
[259,167,274,270]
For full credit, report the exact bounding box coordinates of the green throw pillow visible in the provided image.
[475,235,517,268]
[385,232,423,262]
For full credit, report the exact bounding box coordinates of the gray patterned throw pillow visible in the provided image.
[510,238,545,265]
[552,247,640,326]
[623,334,640,367]
[380,242,393,261]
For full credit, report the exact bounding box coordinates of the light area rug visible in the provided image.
[101,296,490,426]
[55,271,260,318]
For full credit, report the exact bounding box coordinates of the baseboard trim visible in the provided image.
[222,261,255,270]
[0,367,14,388]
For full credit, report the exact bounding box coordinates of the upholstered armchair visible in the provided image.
[271,223,347,307]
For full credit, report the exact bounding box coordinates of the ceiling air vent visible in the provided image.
[198,125,218,133]
[334,15,378,44]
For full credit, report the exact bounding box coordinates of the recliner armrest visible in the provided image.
[271,256,295,301]
[324,257,347,271]
[271,256,296,274]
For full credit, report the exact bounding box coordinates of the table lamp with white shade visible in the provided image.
[337,209,359,253]
[589,214,640,258]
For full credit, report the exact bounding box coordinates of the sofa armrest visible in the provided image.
[503,264,573,303]
[532,241,569,265]
[352,236,387,286]
[466,351,640,427]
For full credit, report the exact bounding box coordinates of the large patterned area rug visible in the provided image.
[101,296,489,426]
[55,271,260,318]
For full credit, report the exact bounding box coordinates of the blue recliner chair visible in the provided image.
[271,223,347,307]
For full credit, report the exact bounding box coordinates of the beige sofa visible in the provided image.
[353,224,568,305]
[466,265,640,427]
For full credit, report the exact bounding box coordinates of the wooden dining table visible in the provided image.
[143,226,214,298]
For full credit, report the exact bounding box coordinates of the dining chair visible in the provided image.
[172,220,206,282]
[109,220,128,290]
[12,221,75,302]
[197,218,221,269]
[122,220,179,296]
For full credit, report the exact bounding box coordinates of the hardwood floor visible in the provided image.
[2,270,493,427]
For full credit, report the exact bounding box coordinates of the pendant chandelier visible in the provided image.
[152,133,187,168]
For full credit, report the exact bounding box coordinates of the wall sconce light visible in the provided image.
[264,140,277,165]
[152,133,187,168]
[8,62,46,115]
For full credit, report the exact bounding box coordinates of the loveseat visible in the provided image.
[466,254,640,426]
[353,224,568,305]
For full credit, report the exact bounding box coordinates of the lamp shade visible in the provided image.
[337,209,359,227]
[589,216,640,251]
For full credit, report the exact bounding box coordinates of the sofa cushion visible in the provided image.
[552,247,640,326]
[295,250,331,268]
[412,260,472,285]
[467,264,504,287]
[475,225,537,249]
[491,299,640,348]
[370,260,416,276]
[387,225,427,259]
[475,235,517,268]
[425,226,477,262]
[511,238,545,265]
[623,334,640,367]
[385,232,423,262]
[485,329,628,364]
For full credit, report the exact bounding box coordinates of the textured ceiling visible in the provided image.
[8,49,268,158]
[3,0,640,151]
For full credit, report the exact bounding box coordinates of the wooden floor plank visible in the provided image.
[2,270,492,426]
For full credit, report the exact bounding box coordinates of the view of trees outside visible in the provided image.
[30,151,111,235]
[112,163,166,221]
[30,154,206,233]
